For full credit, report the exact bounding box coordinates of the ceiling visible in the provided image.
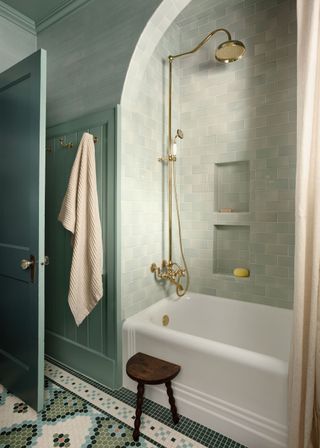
[1,0,77,24]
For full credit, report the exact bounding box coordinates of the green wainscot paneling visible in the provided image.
[45,108,121,389]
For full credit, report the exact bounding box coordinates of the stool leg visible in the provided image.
[133,382,145,441]
[165,381,179,424]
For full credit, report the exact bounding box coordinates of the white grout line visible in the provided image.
[45,361,206,448]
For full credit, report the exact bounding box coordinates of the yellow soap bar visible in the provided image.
[233,268,250,277]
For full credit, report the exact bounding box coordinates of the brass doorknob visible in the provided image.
[20,259,35,270]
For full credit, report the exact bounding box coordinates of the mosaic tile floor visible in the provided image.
[0,360,246,448]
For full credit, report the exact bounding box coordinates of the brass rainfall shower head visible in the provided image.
[215,39,246,63]
[168,28,246,64]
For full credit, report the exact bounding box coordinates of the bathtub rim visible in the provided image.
[123,292,292,372]
[123,318,289,377]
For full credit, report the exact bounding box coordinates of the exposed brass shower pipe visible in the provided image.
[151,28,246,296]
[167,28,233,262]
[168,28,231,63]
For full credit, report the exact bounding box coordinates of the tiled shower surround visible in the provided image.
[121,23,181,318]
[177,0,296,308]
[121,0,296,317]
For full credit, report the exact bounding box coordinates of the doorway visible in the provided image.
[0,51,121,412]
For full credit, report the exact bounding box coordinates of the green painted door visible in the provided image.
[0,50,47,411]
[45,109,121,388]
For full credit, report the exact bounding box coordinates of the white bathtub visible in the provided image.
[122,293,292,448]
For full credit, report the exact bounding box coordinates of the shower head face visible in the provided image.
[215,40,246,63]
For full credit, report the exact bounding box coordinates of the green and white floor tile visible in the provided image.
[0,360,246,448]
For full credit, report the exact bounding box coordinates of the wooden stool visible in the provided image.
[126,352,181,441]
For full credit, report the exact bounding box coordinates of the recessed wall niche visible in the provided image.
[213,225,250,276]
[214,161,250,213]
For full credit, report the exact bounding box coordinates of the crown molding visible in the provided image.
[0,0,36,35]
[36,0,93,33]
[0,0,93,36]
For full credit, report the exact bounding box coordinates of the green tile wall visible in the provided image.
[177,0,296,308]
[214,161,250,212]
[214,225,250,276]
[120,0,296,316]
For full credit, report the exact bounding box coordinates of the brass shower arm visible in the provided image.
[168,28,232,61]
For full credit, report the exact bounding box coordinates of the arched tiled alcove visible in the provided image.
[120,0,297,318]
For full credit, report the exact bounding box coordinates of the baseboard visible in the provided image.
[45,330,119,389]
[124,375,288,448]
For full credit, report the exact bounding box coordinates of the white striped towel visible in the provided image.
[58,132,103,326]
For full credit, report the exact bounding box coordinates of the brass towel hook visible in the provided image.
[59,136,98,149]
[59,137,73,149]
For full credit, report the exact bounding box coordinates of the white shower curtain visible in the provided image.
[288,1,320,447]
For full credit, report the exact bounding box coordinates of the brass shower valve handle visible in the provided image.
[151,260,186,294]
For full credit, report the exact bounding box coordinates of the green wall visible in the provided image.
[37,0,161,126]
[0,0,162,386]
[0,15,36,72]
[45,108,120,388]
[35,0,162,386]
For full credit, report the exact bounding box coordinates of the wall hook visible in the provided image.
[59,137,73,149]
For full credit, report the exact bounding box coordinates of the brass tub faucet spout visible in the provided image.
[151,261,186,296]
